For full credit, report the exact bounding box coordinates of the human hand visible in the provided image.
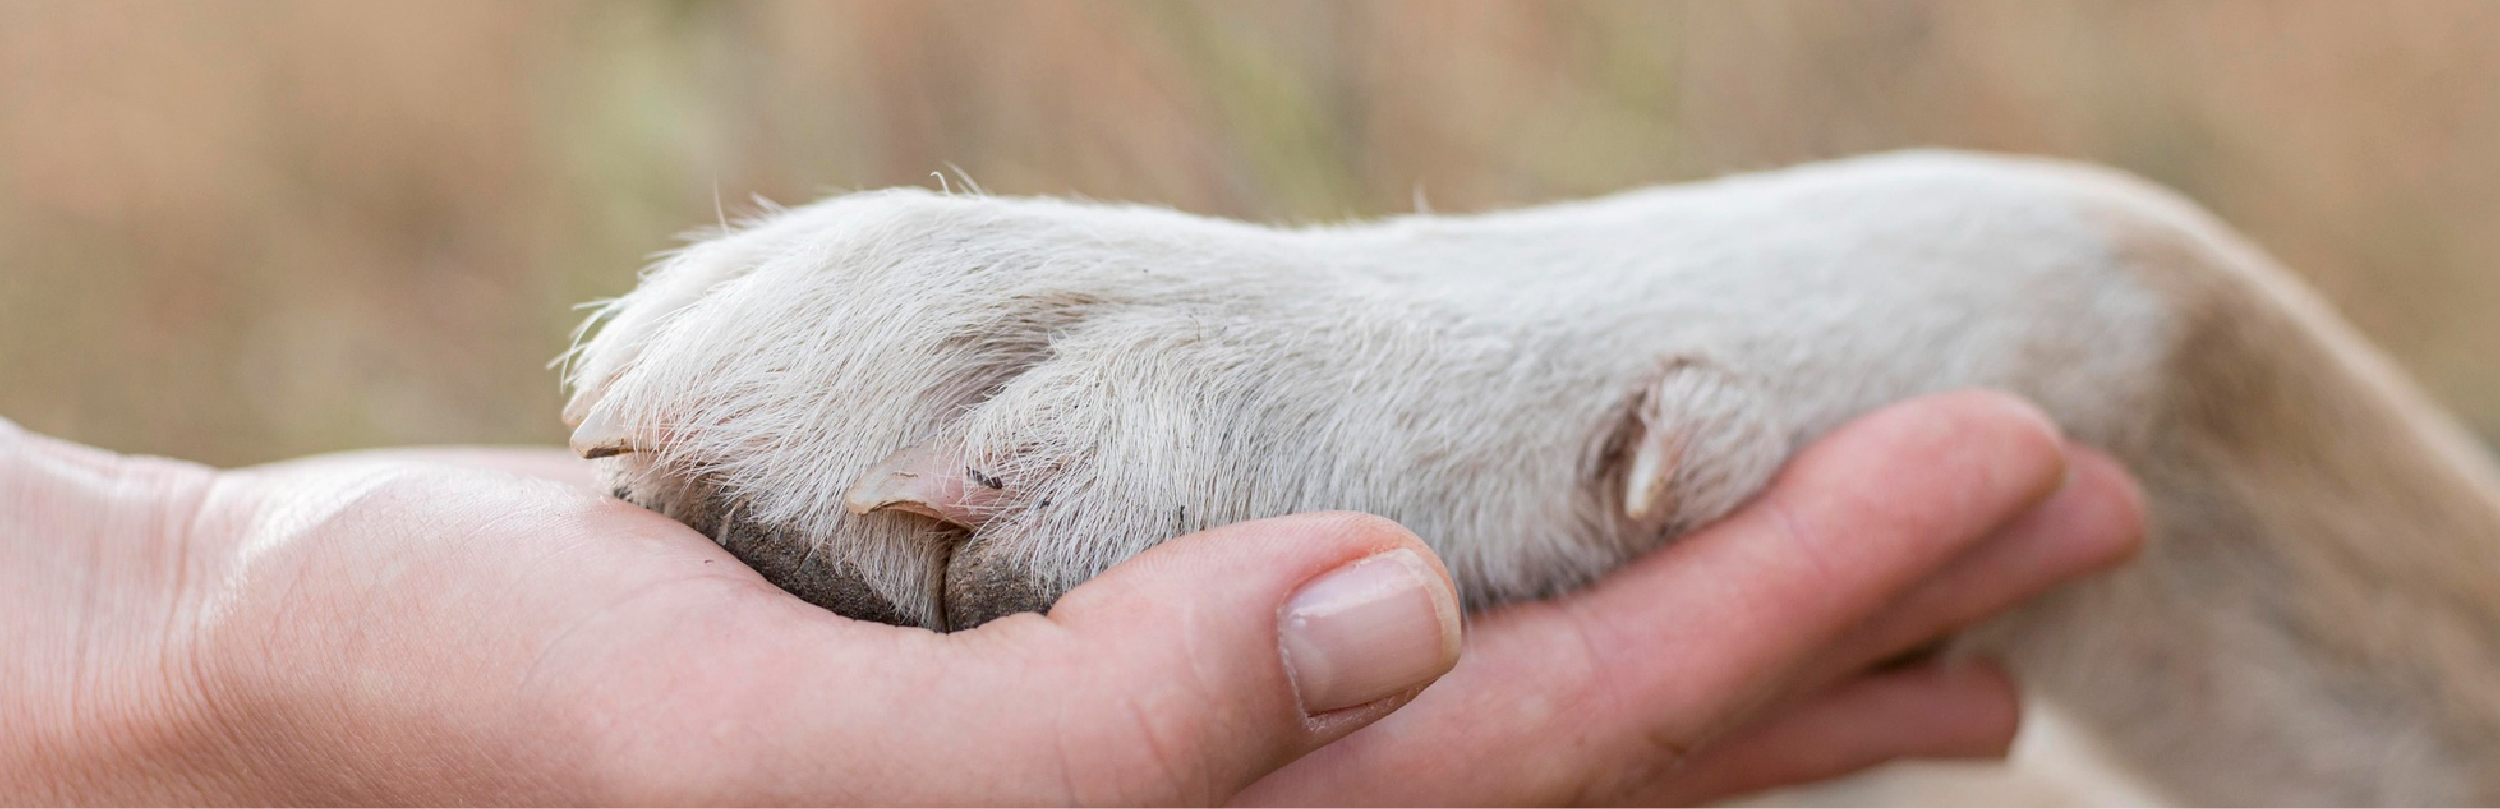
[0,388,2139,804]
[0,423,1459,804]
[1236,389,2145,805]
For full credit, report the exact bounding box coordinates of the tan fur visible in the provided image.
[1953,169,2500,803]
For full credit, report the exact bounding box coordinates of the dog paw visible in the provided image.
[564,189,1795,629]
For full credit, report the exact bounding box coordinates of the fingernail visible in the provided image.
[1278,549,1464,714]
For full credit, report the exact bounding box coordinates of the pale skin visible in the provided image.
[0,390,2142,805]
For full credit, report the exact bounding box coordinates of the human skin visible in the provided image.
[0,390,2140,805]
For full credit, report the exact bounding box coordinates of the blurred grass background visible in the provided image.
[2,0,2495,467]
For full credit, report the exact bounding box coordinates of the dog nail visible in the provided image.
[568,407,641,459]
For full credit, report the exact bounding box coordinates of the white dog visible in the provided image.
[561,151,2500,804]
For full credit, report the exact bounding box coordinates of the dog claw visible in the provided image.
[844,440,997,527]
[1622,420,1680,523]
[568,407,642,460]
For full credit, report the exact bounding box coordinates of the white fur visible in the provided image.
[565,150,2500,804]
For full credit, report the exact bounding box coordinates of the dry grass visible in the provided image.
[3,0,2495,465]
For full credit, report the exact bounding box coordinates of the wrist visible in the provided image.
[156,462,617,805]
[0,438,241,802]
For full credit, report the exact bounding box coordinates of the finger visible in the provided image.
[1805,446,2145,685]
[1630,660,2022,806]
[1239,390,2070,805]
[1552,390,2064,747]
[636,512,1464,805]
[983,512,1463,804]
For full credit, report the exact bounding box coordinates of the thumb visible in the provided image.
[955,511,1465,804]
